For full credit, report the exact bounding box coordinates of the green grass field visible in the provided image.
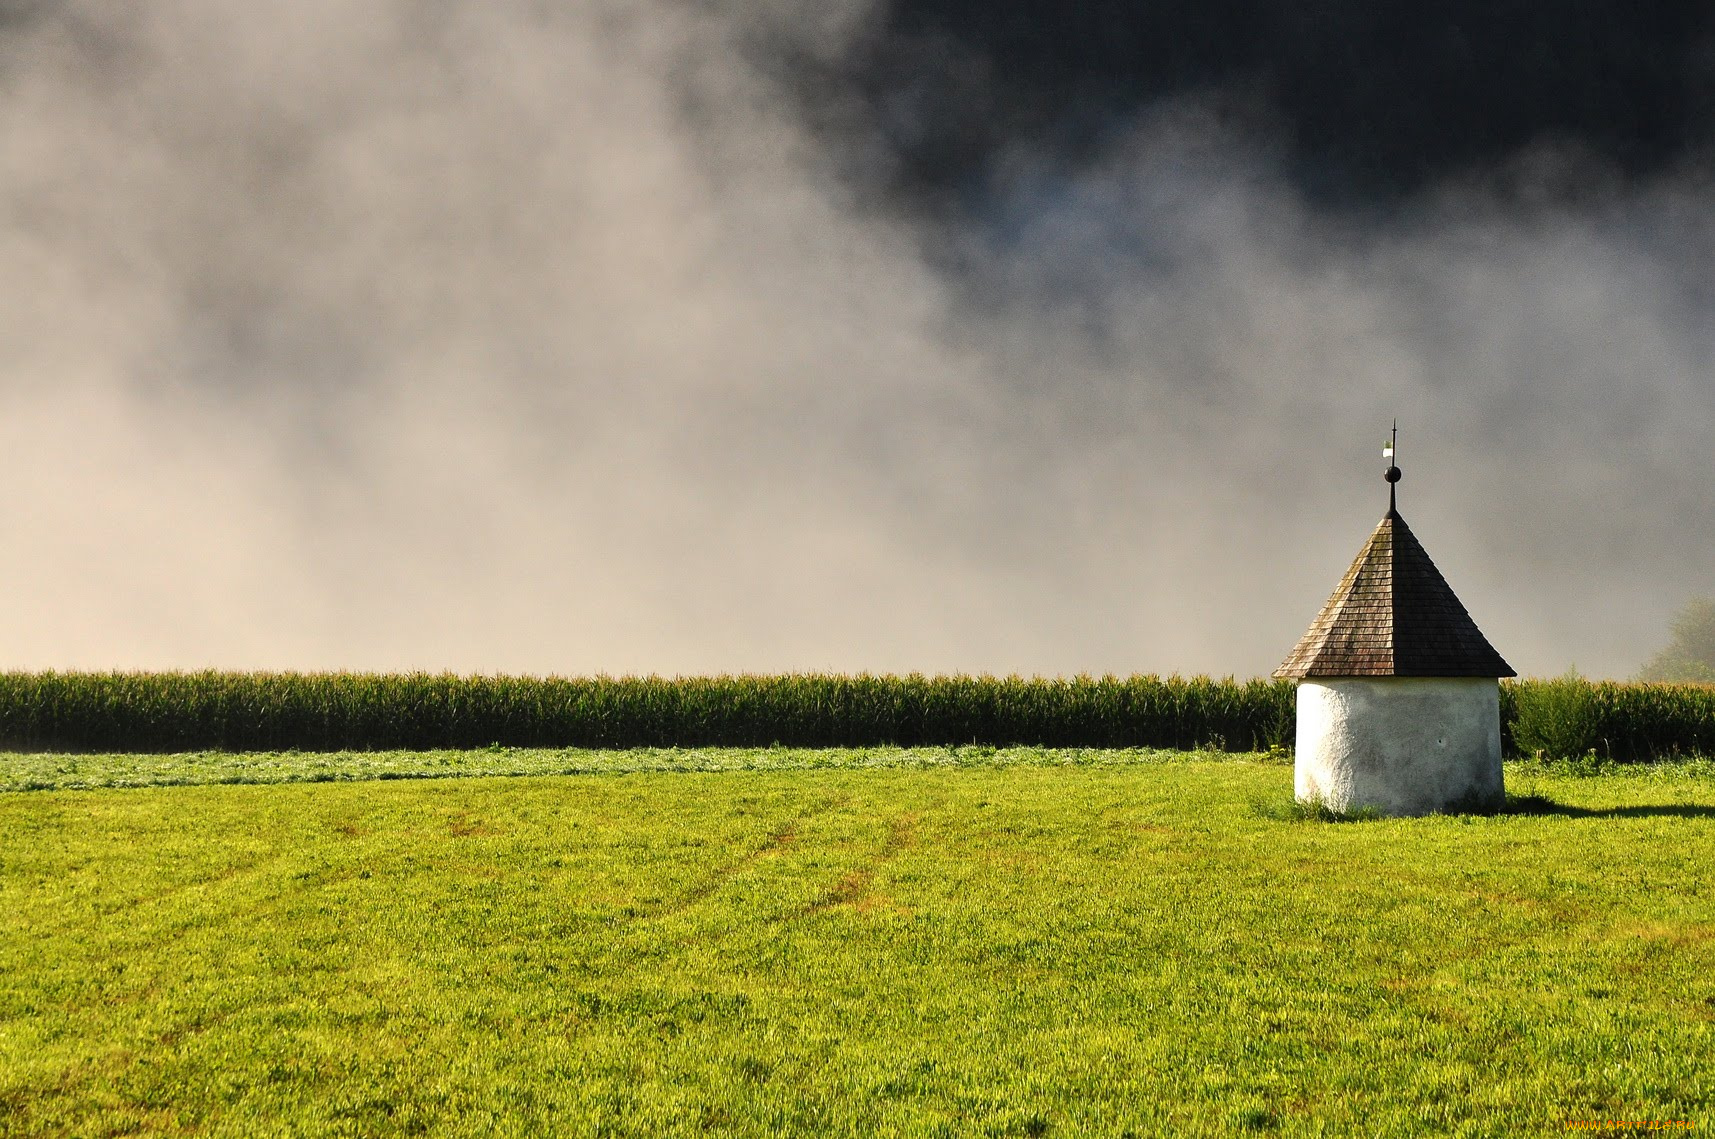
[2,751,1712,1137]
[0,745,1245,793]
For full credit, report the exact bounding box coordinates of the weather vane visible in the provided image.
[1384,419,1401,514]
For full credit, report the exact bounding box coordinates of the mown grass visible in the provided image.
[2,756,1712,1137]
[0,745,1265,793]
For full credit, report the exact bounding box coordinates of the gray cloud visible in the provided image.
[0,1,1708,678]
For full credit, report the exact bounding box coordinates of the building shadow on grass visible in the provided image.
[1496,795,1715,820]
[1252,793,1715,822]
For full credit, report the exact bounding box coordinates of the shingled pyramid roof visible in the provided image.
[1275,510,1514,679]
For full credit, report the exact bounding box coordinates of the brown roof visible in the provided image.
[1274,510,1514,679]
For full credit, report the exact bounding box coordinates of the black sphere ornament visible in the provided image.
[1385,466,1402,483]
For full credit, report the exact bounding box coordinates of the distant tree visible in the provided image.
[1638,598,1715,684]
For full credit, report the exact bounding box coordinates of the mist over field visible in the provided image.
[1,0,1711,678]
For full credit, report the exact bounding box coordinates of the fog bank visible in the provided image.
[1,1,1710,678]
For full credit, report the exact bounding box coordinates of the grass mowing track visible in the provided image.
[1,750,1711,1136]
[0,746,1246,793]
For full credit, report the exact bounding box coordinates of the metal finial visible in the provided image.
[1384,420,1401,514]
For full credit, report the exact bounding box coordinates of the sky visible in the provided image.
[1,0,1711,679]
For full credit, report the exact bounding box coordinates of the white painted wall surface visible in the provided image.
[1296,677,1502,816]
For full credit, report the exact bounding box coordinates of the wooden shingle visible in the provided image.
[1274,510,1513,679]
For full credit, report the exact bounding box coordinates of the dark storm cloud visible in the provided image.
[773,0,1715,212]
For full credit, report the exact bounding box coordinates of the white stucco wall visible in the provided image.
[1296,677,1502,816]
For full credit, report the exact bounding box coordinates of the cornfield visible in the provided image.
[0,672,1708,759]
[1502,677,1715,760]
[0,672,1293,754]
